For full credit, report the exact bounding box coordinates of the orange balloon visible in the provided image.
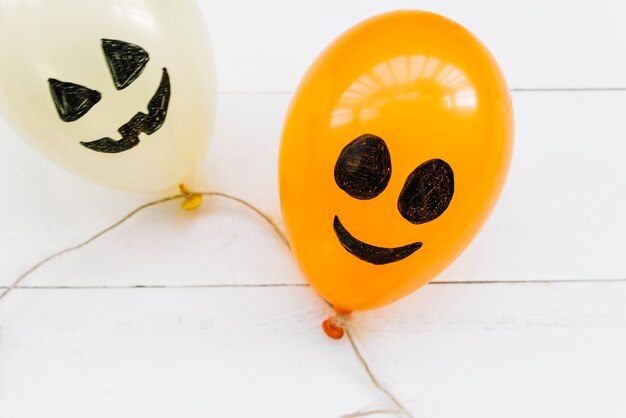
[279,11,513,314]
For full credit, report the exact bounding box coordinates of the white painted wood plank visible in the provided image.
[200,0,626,92]
[445,90,626,281]
[1,283,625,417]
[1,91,625,286]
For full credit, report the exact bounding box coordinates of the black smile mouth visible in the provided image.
[333,215,422,265]
[80,68,171,154]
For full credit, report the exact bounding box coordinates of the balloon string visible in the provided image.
[333,315,415,418]
[0,189,287,303]
[0,187,412,418]
[0,195,182,303]
[341,411,399,418]
[196,191,289,248]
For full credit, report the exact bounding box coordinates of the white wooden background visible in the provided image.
[1,1,626,417]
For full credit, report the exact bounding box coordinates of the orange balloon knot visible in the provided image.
[179,184,203,211]
[322,313,350,340]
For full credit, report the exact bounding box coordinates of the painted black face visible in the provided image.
[47,39,171,154]
[333,134,454,265]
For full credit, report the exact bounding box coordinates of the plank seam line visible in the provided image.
[1,278,625,290]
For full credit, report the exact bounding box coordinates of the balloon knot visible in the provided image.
[179,184,203,211]
[322,313,351,340]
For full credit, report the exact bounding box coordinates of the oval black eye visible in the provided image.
[398,159,454,224]
[334,134,392,200]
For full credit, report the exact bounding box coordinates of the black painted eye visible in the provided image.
[48,79,101,122]
[398,159,454,224]
[102,39,150,90]
[334,134,392,200]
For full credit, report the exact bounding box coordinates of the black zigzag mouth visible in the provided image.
[80,68,170,154]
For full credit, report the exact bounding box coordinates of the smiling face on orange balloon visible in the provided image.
[333,133,454,265]
[279,11,513,312]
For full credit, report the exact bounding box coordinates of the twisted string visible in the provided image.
[334,315,415,418]
[0,187,412,418]
[0,190,286,302]
[197,191,288,247]
[0,195,182,303]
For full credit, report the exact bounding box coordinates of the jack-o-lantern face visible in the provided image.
[0,0,215,193]
[48,39,170,154]
[333,133,454,265]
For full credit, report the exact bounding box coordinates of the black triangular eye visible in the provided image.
[398,159,454,224]
[334,134,392,200]
[48,79,101,122]
[102,39,149,90]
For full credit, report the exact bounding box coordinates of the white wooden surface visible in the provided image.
[1,1,626,417]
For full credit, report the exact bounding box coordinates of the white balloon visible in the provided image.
[0,0,216,192]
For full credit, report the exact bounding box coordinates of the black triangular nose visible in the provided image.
[48,79,101,122]
[102,39,150,90]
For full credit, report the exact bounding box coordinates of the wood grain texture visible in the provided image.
[1,283,625,418]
